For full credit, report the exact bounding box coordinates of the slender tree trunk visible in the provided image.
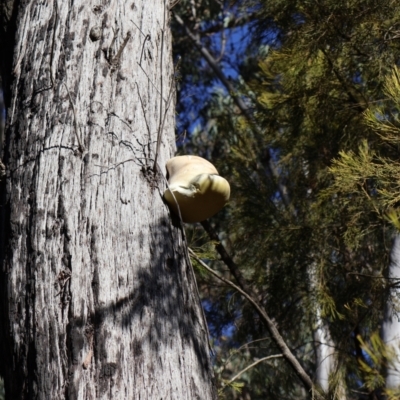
[313,309,346,399]
[0,0,216,398]
[313,308,336,392]
[309,264,346,399]
[382,235,400,390]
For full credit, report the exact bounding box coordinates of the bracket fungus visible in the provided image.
[164,155,230,223]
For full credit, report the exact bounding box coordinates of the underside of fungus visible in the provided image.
[164,155,230,223]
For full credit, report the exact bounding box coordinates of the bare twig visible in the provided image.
[131,19,146,38]
[139,34,151,66]
[169,0,181,10]
[137,64,165,99]
[154,0,167,172]
[63,82,85,153]
[62,40,85,153]
[222,354,283,389]
[154,79,175,169]
[135,82,152,159]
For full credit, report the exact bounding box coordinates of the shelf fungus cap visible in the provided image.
[164,155,230,223]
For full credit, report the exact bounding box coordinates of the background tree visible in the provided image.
[0,0,216,398]
[328,66,400,399]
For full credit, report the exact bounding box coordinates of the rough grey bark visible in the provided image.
[382,235,400,390]
[0,0,216,399]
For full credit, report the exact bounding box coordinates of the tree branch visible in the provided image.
[201,220,252,295]
[222,354,283,389]
[189,248,324,400]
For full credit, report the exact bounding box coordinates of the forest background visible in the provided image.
[171,0,400,399]
[2,0,400,399]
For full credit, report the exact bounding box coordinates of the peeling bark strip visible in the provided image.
[0,1,216,399]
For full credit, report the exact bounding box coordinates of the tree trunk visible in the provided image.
[313,308,336,392]
[313,308,346,399]
[0,0,216,399]
[382,234,400,391]
[309,264,346,399]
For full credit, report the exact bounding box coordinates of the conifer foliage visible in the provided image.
[173,0,400,398]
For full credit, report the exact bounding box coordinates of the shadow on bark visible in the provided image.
[66,214,212,396]
[0,165,214,397]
